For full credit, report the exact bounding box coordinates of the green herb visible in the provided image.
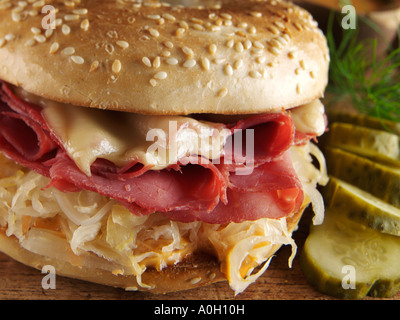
[326,11,400,123]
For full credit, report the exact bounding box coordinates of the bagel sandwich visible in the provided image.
[0,0,329,295]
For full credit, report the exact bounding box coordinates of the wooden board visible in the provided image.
[1,209,399,300]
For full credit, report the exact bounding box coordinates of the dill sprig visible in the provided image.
[326,11,400,123]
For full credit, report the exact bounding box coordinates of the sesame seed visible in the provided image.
[253,41,264,49]
[274,21,285,29]
[238,22,248,28]
[12,12,21,22]
[81,19,89,31]
[288,51,296,59]
[73,8,88,15]
[28,9,38,17]
[90,60,100,72]
[49,42,59,54]
[18,1,28,8]
[248,26,256,34]
[208,44,217,55]
[64,14,79,21]
[31,27,41,35]
[32,0,45,8]
[62,24,71,35]
[0,38,6,48]
[270,39,282,49]
[256,56,266,64]
[226,39,234,48]
[153,56,161,68]
[296,83,301,94]
[162,13,176,21]
[179,21,189,29]
[293,22,302,31]
[243,39,252,50]
[55,18,63,27]
[267,26,280,35]
[116,40,129,49]
[147,14,161,20]
[217,87,228,97]
[224,64,233,76]
[149,28,160,37]
[24,39,35,47]
[175,28,185,36]
[209,272,216,280]
[310,71,315,78]
[154,71,167,80]
[34,34,46,43]
[233,59,243,69]
[249,70,262,79]
[5,33,16,41]
[268,47,280,56]
[166,58,178,65]
[12,6,24,14]
[200,57,210,70]
[192,24,205,31]
[220,13,232,20]
[149,79,158,87]
[182,46,194,56]
[64,1,75,7]
[62,47,75,55]
[45,29,53,38]
[300,60,306,69]
[189,277,202,285]
[190,17,203,24]
[160,50,171,57]
[112,59,122,73]
[0,3,12,10]
[163,41,174,49]
[71,55,84,65]
[234,42,244,53]
[183,59,196,68]
[250,11,262,18]
[214,58,225,64]
[223,19,232,26]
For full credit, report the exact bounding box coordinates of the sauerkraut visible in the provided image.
[0,141,327,294]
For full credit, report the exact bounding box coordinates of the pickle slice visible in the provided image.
[301,208,400,299]
[323,177,400,236]
[325,122,400,166]
[326,111,400,136]
[325,147,400,208]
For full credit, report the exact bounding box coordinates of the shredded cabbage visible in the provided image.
[0,140,328,294]
[291,142,329,225]
[202,217,297,295]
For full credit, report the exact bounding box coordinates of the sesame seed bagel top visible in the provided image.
[0,0,329,115]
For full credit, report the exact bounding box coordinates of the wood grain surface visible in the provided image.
[1,209,398,300]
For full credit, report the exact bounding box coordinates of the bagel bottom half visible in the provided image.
[0,153,309,294]
[0,209,305,294]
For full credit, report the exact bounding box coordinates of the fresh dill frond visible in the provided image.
[326,11,400,123]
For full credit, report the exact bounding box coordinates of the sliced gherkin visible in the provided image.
[323,177,400,236]
[325,147,400,208]
[325,122,400,166]
[301,208,400,299]
[326,111,400,136]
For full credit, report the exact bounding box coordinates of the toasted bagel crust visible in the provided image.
[0,0,328,115]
